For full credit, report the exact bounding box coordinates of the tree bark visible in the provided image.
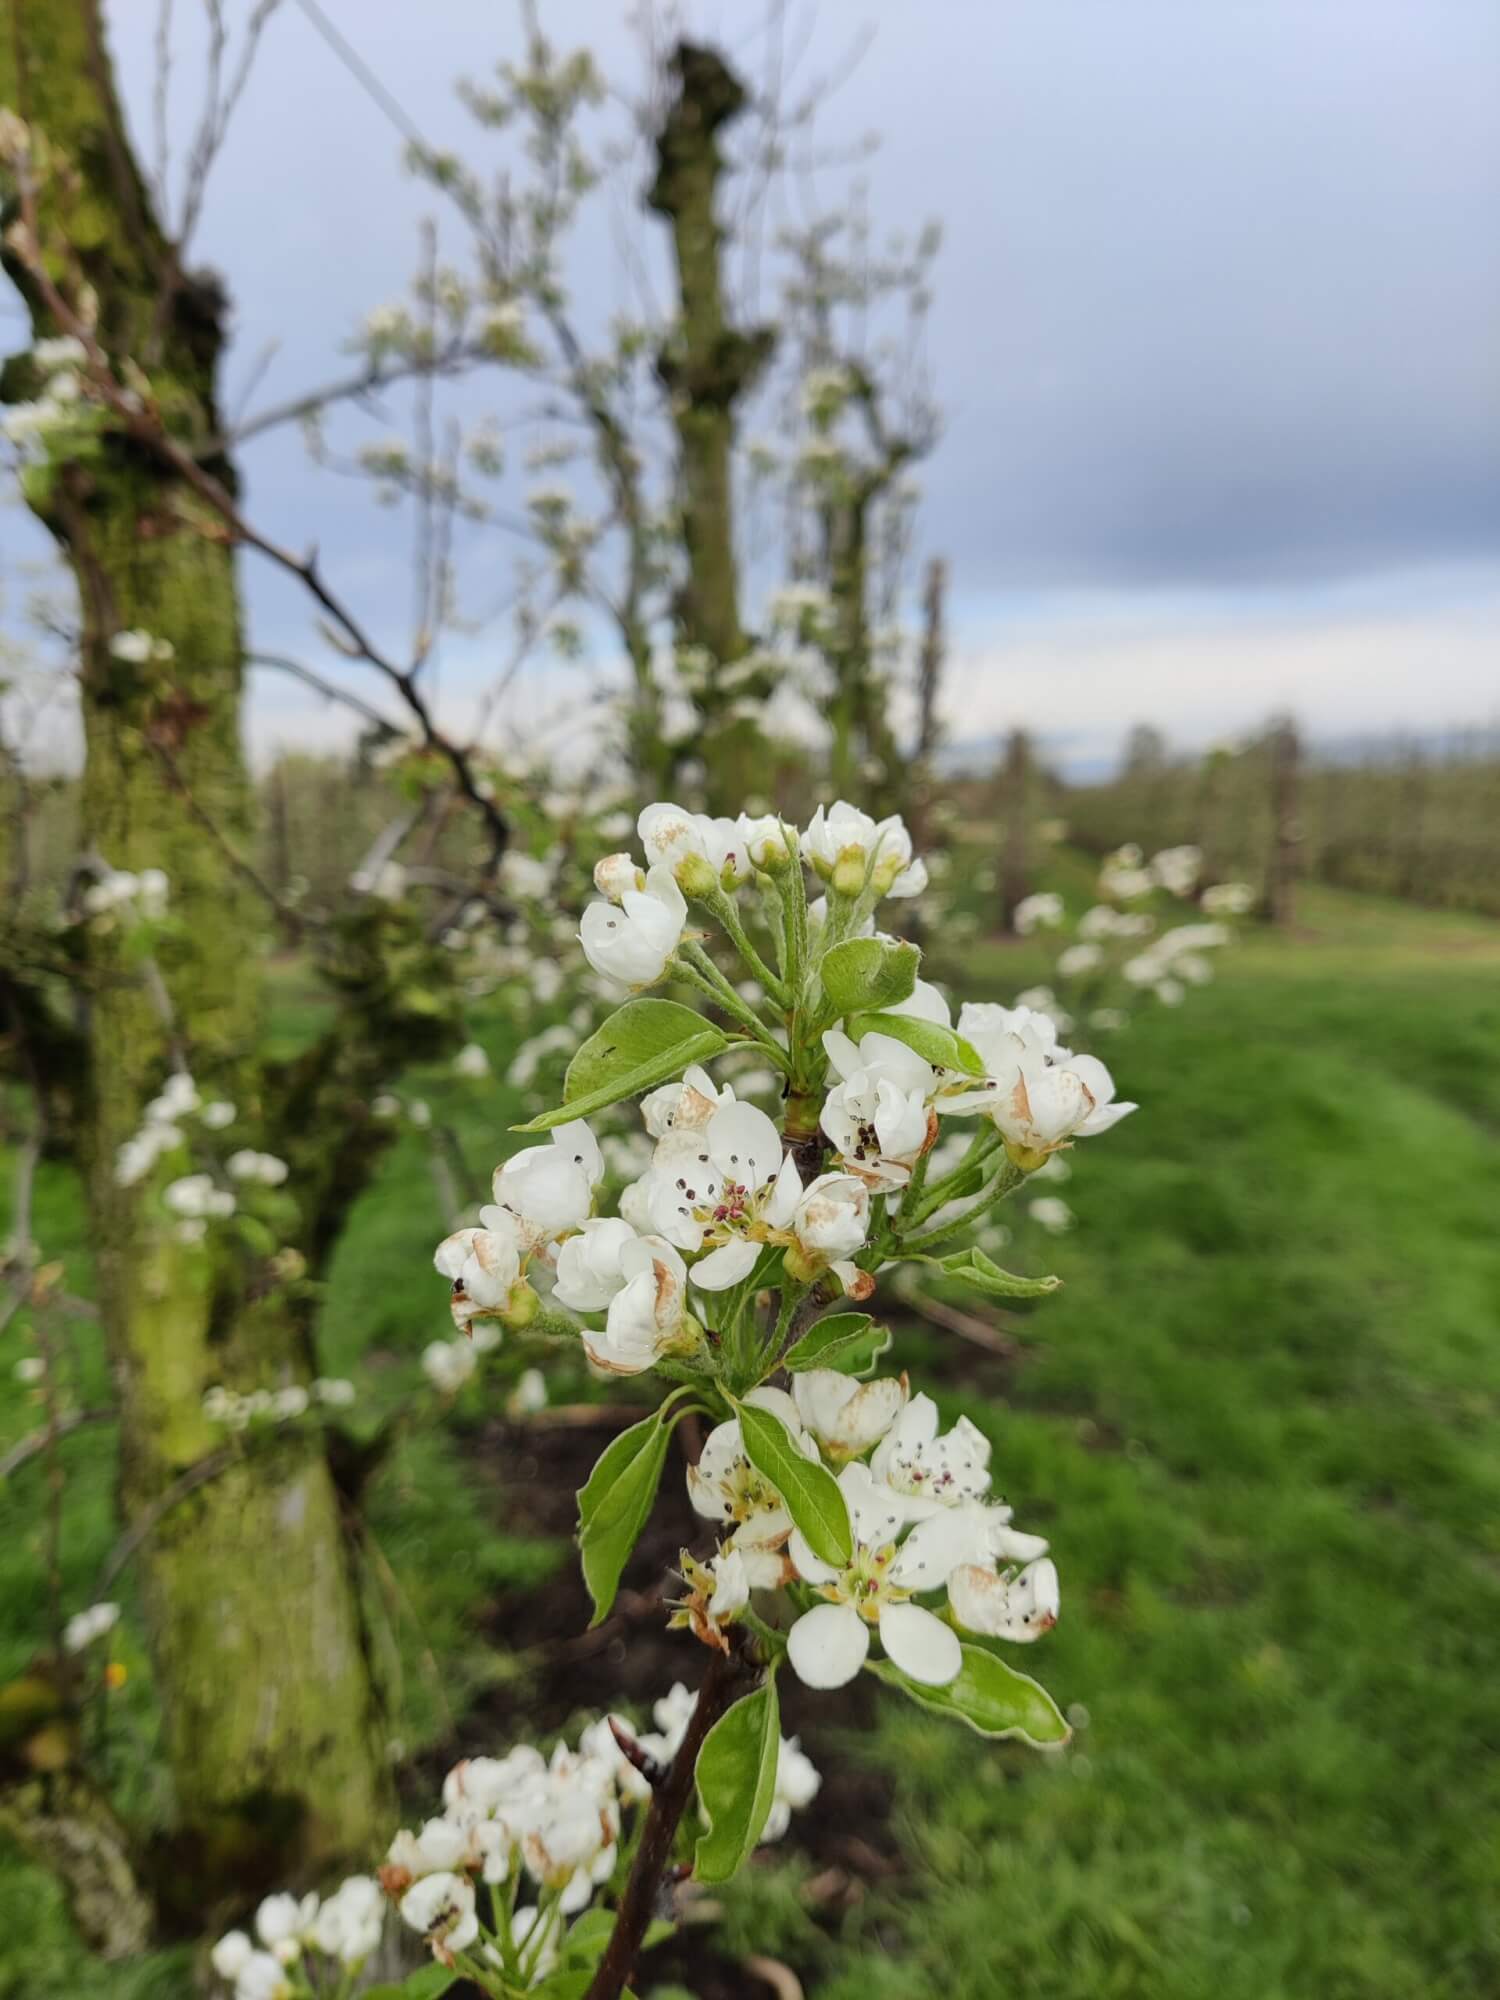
[648,43,771,674]
[1,0,389,1903]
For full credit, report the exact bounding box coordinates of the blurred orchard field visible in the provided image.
[3,5,1497,1999]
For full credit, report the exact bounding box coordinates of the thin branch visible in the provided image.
[0,1407,116,1483]
[248,651,404,738]
[7,189,510,870]
[93,1445,237,1598]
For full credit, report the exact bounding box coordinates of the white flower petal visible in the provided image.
[787,1602,869,1689]
[878,1602,962,1684]
[690,1238,761,1291]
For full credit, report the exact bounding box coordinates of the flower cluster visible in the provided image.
[210,1695,818,1997]
[687,1380,1057,1691]
[423,797,1108,1778]
[202,1377,355,1430]
[81,862,170,922]
[211,1877,384,1999]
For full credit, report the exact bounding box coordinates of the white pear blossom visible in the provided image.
[786,1462,967,1690]
[643,1100,801,1288]
[453,1041,491,1079]
[949,1552,1060,1644]
[210,1931,254,1981]
[1028,1195,1074,1234]
[1013,891,1064,934]
[638,801,751,887]
[803,801,926,896]
[1150,844,1202,896]
[949,1002,1135,1160]
[738,811,791,870]
[787,1172,872,1296]
[230,1951,292,2000]
[1202,880,1255,916]
[1098,844,1154,901]
[562,1228,695,1374]
[639,1063,734,1139]
[255,1891,319,1962]
[820,1029,935,1189]
[1079,904,1155,941]
[579,863,686,987]
[308,1876,383,1965]
[870,1394,992,1519]
[63,1601,119,1653]
[1056,943,1103,978]
[399,1871,479,1955]
[499,850,554,901]
[592,852,644,902]
[434,1216,523,1322]
[486,1122,602,1249]
[227,1150,289,1187]
[201,1099,237,1129]
[762,1735,821,1841]
[792,1369,907,1462]
[688,1388,819,1583]
[553,1216,643,1310]
[422,1339,478,1395]
[164,1174,235,1220]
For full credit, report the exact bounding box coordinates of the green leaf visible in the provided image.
[576,1402,684,1624]
[736,1400,851,1567]
[821,937,920,1015]
[362,1969,459,2000]
[694,1674,782,1883]
[783,1310,893,1377]
[515,999,728,1131]
[941,1247,1061,1299]
[845,1010,986,1076]
[871,1642,1070,1745]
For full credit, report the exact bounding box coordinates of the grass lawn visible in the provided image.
[4,879,1499,1998]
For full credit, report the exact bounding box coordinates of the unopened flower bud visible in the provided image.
[593,853,643,902]
[501,1279,540,1329]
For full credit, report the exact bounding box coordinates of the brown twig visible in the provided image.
[900,1286,1020,1359]
[584,1646,753,2000]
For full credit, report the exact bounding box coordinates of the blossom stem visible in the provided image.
[674,948,791,1069]
[584,1648,753,2000]
[704,888,788,1005]
[898,1158,1026,1251]
[905,1126,1003,1227]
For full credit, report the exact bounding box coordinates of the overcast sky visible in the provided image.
[8,0,1500,776]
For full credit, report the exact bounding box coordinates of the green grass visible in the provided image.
[4,882,1500,1997]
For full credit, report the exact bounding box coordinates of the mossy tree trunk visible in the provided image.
[648,42,773,806]
[1,0,388,1914]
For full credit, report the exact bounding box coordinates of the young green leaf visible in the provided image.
[820,936,920,1015]
[942,1247,1062,1299]
[783,1310,893,1377]
[577,1403,684,1624]
[870,1642,1070,1745]
[737,1400,852,1567]
[362,1968,459,2000]
[844,1009,986,1076]
[693,1674,782,1883]
[514,1000,728,1131]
